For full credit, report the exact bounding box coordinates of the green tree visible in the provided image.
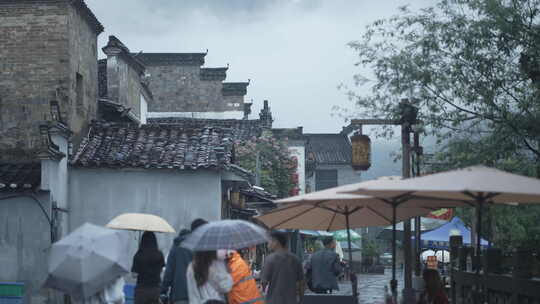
[346,0,540,156]
[434,137,540,253]
[234,133,298,198]
[345,0,540,252]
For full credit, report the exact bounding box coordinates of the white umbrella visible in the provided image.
[106,213,175,233]
[43,223,130,300]
[421,249,436,261]
[436,250,450,263]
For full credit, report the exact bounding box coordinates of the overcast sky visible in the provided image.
[86,0,431,132]
[85,0,433,178]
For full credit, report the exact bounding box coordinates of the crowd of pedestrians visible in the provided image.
[106,220,448,304]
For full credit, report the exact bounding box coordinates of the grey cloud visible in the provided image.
[86,0,433,133]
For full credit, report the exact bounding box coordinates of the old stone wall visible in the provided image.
[0,1,70,160]
[0,0,98,160]
[223,95,244,112]
[67,3,98,146]
[106,55,143,120]
[145,64,246,113]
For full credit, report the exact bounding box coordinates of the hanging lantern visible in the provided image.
[351,134,371,171]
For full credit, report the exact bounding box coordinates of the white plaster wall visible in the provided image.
[0,192,52,304]
[41,132,69,238]
[140,94,148,124]
[68,168,223,278]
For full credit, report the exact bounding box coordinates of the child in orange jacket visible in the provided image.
[226,251,265,304]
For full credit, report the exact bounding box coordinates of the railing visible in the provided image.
[452,271,540,304]
[449,238,540,304]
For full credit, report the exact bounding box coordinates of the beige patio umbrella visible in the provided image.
[340,165,540,272]
[106,213,176,233]
[256,182,458,300]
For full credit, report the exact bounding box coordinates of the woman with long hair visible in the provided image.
[132,231,165,304]
[186,250,233,304]
[418,269,449,304]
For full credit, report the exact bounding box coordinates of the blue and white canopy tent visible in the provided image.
[416,217,489,250]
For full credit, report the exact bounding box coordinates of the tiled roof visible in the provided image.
[222,82,249,96]
[200,67,228,81]
[97,99,138,124]
[132,53,206,66]
[272,127,305,140]
[71,122,234,170]
[146,118,263,141]
[0,163,41,192]
[240,186,277,202]
[305,133,352,165]
[98,59,107,98]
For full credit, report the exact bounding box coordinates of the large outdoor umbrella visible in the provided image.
[43,223,130,300]
[106,213,176,233]
[340,166,540,269]
[181,219,268,251]
[256,183,450,301]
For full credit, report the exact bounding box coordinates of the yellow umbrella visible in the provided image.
[106,213,176,233]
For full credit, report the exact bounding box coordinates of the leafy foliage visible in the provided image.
[235,133,299,198]
[345,0,540,155]
[434,137,540,253]
[345,0,540,252]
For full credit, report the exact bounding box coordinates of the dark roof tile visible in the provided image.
[146,118,262,141]
[0,162,41,192]
[305,133,352,165]
[200,67,228,81]
[132,53,206,66]
[71,122,234,170]
[222,82,249,96]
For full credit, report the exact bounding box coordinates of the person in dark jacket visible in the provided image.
[161,219,208,304]
[161,229,192,304]
[306,237,341,294]
[132,231,165,304]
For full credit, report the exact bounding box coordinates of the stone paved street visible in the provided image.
[307,268,405,304]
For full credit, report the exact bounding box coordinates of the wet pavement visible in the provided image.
[307,268,405,304]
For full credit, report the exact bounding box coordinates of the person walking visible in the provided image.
[132,231,165,304]
[418,269,449,304]
[226,250,264,304]
[306,236,341,294]
[186,250,233,304]
[261,231,304,304]
[161,219,208,304]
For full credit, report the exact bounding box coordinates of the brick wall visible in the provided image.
[144,63,246,113]
[105,55,143,119]
[0,0,99,160]
[67,2,98,144]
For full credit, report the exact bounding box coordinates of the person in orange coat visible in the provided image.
[225,250,265,304]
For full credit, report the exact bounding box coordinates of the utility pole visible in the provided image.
[255,151,261,186]
[402,122,415,304]
[348,100,419,304]
[413,132,422,277]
